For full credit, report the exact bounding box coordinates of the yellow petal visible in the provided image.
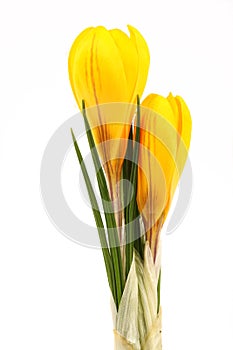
[68,27,94,109]
[171,96,192,185]
[86,103,134,176]
[167,92,181,135]
[164,94,192,217]
[175,95,192,151]
[142,94,177,130]
[68,26,129,108]
[109,29,138,102]
[127,25,150,99]
[137,94,178,229]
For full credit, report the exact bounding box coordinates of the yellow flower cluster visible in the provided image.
[68,25,192,260]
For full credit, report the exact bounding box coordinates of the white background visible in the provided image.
[1,0,233,349]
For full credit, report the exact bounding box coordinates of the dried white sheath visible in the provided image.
[113,242,162,350]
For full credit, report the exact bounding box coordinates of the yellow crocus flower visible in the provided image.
[68,25,150,107]
[137,93,192,260]
[68,25,150,201]
[164,93,192,218]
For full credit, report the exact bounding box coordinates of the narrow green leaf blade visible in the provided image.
[70,128,117,303]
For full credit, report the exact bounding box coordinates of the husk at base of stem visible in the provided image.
[112,242,162,350]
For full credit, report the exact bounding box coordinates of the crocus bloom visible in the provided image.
[68,25,150,199]
[137,93,192,259]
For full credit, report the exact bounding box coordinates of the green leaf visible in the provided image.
[81,102,124,310]
[157,269,161,314]
[133,207,145,260]
[70,128,117,304]
[125,96,141,279]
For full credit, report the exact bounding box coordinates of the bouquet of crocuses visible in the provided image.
[68,25,192,350]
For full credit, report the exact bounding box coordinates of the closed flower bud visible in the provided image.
[68,25,150,200]
[137,93,192,259]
